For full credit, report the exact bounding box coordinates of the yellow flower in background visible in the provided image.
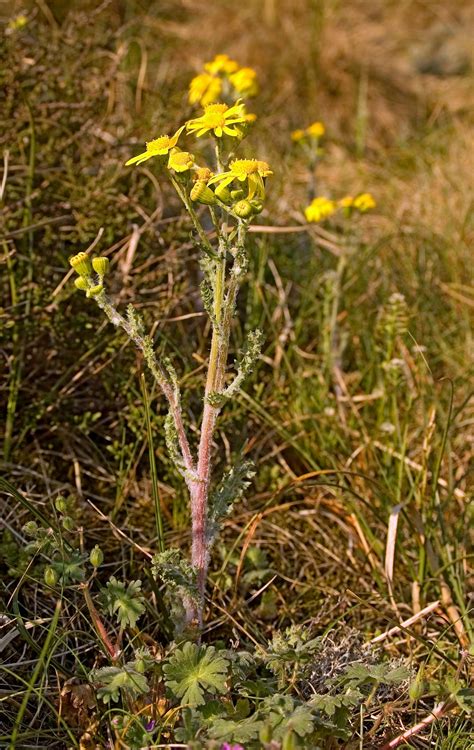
[229,67,258,97]
[291,129,305,142]
[209,159,272,200]
[125,126,185,166]
[188,73,222,106]
[204,54,239,75]
[339,196,354,208]
[186,101,252,138]
[306,121,325,138]
[353,192,376,212]
[6,13,28,33]
[292,121,325,143]
[168,149,195,173]
[304,197,336,222]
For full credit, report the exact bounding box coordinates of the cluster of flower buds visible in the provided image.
[69,252,110,297]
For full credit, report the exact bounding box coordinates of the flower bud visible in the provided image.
[89,545,104,568]
[74,277,89,291]
[190,180,217,205]
[233,199,253,219]
[92,257,110,277]
[282,730,297,750]
[230,188,245,201]
[249,199,264,214]
[55,496,68,514]
[62,516,74,531]
[69,252,92,277]
[87,284,104,298]
[44,567,58,587]
[22,520,38,537]
[259,723,273,743]
[214,182,232,205]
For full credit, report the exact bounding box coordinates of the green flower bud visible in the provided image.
[89,545,104,568]
[233,199,253,219]
[22,520,38,537]
[190,180,217,205]
[259,723,273,743]
[86,284,104,298]
[55,496,68,514]
[282,730,297,750]
[62,516,74,531]
[44,567,58,587]
[249,199,264,214]
[69,252,92,277]
[409,667,426,702]
[214,182,232,205]
[230,188,245,200]
[74,277,89,291]
[92,257,110,277]
[135,657,146,673]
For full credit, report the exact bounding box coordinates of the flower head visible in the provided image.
[292,121,325,143]
[229,67,258,97]
[209,159,272,200]
[353,192,376,212]
[204,54,239,75]
[167,149,195,173]
[304,197,336,222]
[125,126,185,166]
[306,121,325,138]
[186,101,253,139]
[194,167,214,182]
[188,73,222,106]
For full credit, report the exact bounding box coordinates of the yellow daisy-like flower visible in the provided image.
[125,126,185,166]
[353,192,376,212]
[209,158,272,200]
[229,67,258,97]
[188,73,222,106]
[186,101,252,139]
[306,121,325,138]
[204,54,239,75]
[167,149,195,173]
[304,197,337,223]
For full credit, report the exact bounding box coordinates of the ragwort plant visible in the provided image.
[68,55,266,629]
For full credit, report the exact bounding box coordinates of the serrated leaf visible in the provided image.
[152,548,199,600]
[207,461,255,545]
[208,716,262,743]
[91,665,149,704]
[101,576,145,629]
[163,641,229,706]
[262,694,315,738]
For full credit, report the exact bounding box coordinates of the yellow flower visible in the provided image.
[304,197,336,222]
[125,126,185,166]
[209,159,272,200]
[188,73,222,106]
[204,54,239,75]
[353,192,376,212]
[229,67,258,97]
[194,167,214,182]
[306,121,325,138]
[186,101,252,139]
[168,149,195,173]
[291,129,305,142]
[339,196,354,208]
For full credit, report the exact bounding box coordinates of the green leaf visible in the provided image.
[91,665,149,704]
[262,695,315,739]
[207,460,255,545]
[208,715,262,743]
[152,548,199,600]
[163,641,229,706]
[101,576,145,629]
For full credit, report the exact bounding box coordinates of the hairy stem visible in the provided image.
[95,294,196,482]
